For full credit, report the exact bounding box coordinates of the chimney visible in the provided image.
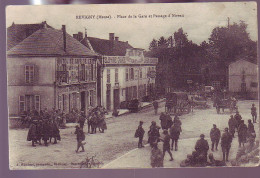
[78,32,83,41]
[109,33,115,41]
[62,25,66,52]
[85,28,87,38]
[115,37,119,42]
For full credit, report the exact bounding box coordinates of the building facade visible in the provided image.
[7,24,98,117]
[74,32,158,111]
[229,59,258,99]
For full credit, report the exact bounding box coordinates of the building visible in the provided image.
[228,59,258,99]
[7,24,98,117]
[74,32,158,111]
[7,21,53,50]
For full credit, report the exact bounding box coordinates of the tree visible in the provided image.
[149,39,158,50]
[157,36,168,47]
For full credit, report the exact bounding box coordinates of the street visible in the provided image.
[9,100,259,169]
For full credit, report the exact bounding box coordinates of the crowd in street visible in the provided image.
[134,102,258,168]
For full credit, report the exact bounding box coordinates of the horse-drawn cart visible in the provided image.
[215,96,237,114]
[165,92,191,115]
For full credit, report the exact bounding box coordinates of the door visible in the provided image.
[106,90,111,111]
[80,91,86,112]
[113,89,120,110]
[241,82,246,92]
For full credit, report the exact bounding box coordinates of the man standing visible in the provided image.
[195,134,209,163]
[79,111,86,130]
[161,130,174,161]
[153,100,159,115]
[135,121,145,148]
[170,123,181,151]
[238,120,247,148]
[228,115,236,138]
[210,124,221,151]
[234,111,242,131]
[148,121,160,148]
[75,125,85,153]
[220,128,233,162]
[248,119,255,134]
[251,104,257,123]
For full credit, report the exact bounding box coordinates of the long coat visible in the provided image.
[228,118,237,134]
[238,124,247,143]
[195,139,209,155]
[27,123,37,141]
[221,132,233,149]
[170,125,181,140]
[210,128,221,142]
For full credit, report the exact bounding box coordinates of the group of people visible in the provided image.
[26,108,61,147]
[134,112,182,167]
[181,104,257,167]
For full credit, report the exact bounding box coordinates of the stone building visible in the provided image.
[74,32,158,111]
[7,24,98,117]
[228,59,258,99]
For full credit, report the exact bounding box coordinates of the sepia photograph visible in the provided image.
[6,2,258,169]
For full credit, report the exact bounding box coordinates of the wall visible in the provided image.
[229,60,258,93]
[7,56,56,116]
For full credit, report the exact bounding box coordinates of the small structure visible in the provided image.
[228,59,258,99]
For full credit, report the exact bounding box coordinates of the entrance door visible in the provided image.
[80,91,86,112]
[113,89,120,110]
[106,90,111,111]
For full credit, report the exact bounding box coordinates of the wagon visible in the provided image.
[215,97,237,114]
[165,92,191,115]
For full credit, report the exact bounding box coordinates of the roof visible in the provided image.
[7,27,98,57]
[7,21,53,50]
[229,59,257,66]
[81,37,133,56]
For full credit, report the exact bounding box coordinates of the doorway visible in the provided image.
[113,89,120,110]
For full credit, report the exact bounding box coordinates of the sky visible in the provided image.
[6,2,258,50]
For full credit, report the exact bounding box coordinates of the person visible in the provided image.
[75,125,85,153]
[173,115,182,128]
[150,141,163,168]
[170,123,181,151]
[112,107,119,117]
[159,112,168,130]
[220,128,233,162]
[228,115,236,138]
[247,119,255,134]
[234,111,242,130]
[251,104,257,123]
[135,121,145,148]
[238,120,247,148]
[195,134,209,163]
[27,120,38,147]
[148,121,160,148]
[190,96,194,112]
[160,130,174,161]
[79,111,86,129]
[208,153,226,166]
[210,124,221,151]
[42,119,50,146]
[153,100,159,115]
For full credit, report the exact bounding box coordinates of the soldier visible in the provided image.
[27,120,38,147]
[220,128,233,162]
[159,112,168,130]
[195,134,209,163]
[75,125,85,153]
[135,121,145,148]
[79,111,86,129]
[247,119,255,135]
[251,104,257,123]
[228,115,236,138]
[234,111,242,131]
[148,121,160,148]
[150,141,163,168]
[160,130,174,161]
[238,120,247,148]
[210,124,221,151]
[42,119,50,146]
[153,100,159,115]
[170,123,181,151]
[208,153,226,166]
[173,115,182,128]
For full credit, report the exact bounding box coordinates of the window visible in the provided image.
[35,95,40,111]
[19,96,25,113]
[115,68,119,83]
[25,65,34,84]
[107,69,110,83]
[126,68,129,81]
[89,90,94,107]
[140,68,142,79]
[91,64,94,81]
[85,65,88,81]
[79,64,85,81]
[251,82,258,88]
[130,68,134,80]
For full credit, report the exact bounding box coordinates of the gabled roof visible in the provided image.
[7,21,53,50]
[7,27,98,57]
[81,37,133,56]
[229,58,258,66]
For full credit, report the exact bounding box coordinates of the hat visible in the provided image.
[200,134,205,138]
[225,127,228,131]
[75,125,79,128]
[163,130,168,134]
[213,124,216,127]
[140,121,143,124]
